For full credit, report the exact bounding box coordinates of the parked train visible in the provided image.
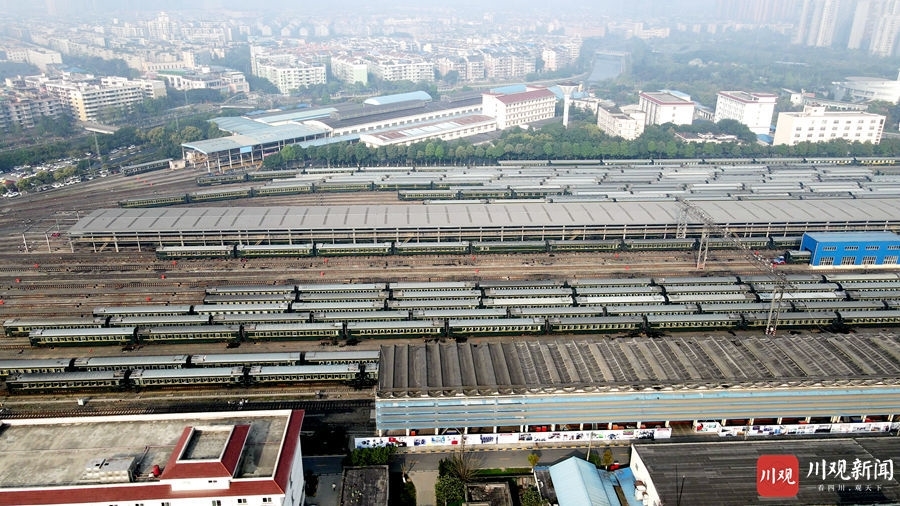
[0,349,379,394]
[116,156,900,208]
[13,304,900,347]
[7,274,900,345]
[154,235,805,260]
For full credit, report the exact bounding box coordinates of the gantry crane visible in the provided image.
[676,198,792,336]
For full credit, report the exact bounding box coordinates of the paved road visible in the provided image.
[303,444,631,506]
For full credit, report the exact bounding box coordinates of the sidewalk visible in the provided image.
[407,470,438,506]
[306,473,341,506]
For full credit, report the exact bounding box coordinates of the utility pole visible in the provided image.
[93,132,101,162]
[676,197,793,335]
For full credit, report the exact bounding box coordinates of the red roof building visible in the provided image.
[482,87,557,129]
[0,409,305,506]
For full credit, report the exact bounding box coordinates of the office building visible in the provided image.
[638,91,695,126]
[0,409,306,506]
[773,106,885,146]
[596,104,645,140]
[481,86,557,130]
[714,91,777,135]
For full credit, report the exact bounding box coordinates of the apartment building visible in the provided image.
[331,56,368,85]
[368,58,434,83]
[255,60,327,94]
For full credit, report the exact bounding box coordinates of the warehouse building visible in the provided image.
[0,410,306,506]
[800,231,900,267]
[66,199,900,250]
[374,335,900,435]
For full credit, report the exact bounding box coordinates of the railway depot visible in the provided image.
[373,335,900,436]
[65,198,900,252]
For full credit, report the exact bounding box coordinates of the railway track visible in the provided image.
[0,398,373,420]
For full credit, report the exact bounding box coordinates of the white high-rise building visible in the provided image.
[794,0,842,47]
[255,61,327,94]
[714,91,777,135]
[369,58,434,83]
[638,91,695,126]
[773,106,885,146]
[44,78,164,122]
[597,105,645,140]
[482,87,557,130]
[331,57,369,85]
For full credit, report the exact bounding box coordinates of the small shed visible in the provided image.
[799,231,900,267]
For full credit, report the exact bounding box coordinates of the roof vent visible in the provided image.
[79,456,136,483]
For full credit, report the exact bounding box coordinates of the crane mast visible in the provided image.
[676,198,791,336]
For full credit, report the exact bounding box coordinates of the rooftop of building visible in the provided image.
[804,231,900,242]
[340,466,389,506]
[717,90,778,102]
[364,91,432,106]
[360,114,495,144]
[181,123,328,154]
[377,334,900,397]
[0,410,303,504]
[486,87,556,105]
[67,198,900,235]
[185,91,477,153]
[633,438,900,506]
[640,91,694,105]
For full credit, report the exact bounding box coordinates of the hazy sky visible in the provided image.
[0,0,723,22]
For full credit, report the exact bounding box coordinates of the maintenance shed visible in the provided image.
[800,231,900,268]
[375,334,900,434]
[631,438,900,506]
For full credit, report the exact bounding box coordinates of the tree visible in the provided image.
[521,486,548,506]
[347,445,397,467]
[600,448,614,470]
[528,452,540,469]
[435,475,465,506]
[178,126,204,143]
[262,153,284,169]
[280,145,297,163]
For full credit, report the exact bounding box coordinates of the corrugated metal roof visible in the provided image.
[68,200,900,235]
[804,231,900,241]
[182,124,327,154]
[549,457,611,506]
[364,91,433,105]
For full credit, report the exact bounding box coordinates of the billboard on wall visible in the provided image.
[355,422,896,450]
[355,427,671,449]
[240,146,252,154]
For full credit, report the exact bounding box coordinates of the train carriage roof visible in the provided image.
[72,355,188,368]
[68,199,900,235]
[8,370,120,382]
[190,352,302,365]
[0,358,74,370]
[131,366,244,379]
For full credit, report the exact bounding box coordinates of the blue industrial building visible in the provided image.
[800,231,900,267]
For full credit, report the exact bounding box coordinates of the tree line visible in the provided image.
[262,118,900,170]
